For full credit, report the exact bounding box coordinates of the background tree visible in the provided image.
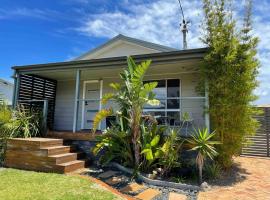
[200,0,260,168]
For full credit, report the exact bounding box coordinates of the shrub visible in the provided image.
[200,0,260,168]
[92,115,134,167]
[0,103,40,165]
[204,162,222,180]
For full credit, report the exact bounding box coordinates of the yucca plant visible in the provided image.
[93,57,159,167]
[187,128,220,184]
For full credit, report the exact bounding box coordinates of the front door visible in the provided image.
[82,81,101,130]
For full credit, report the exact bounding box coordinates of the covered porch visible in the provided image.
[13,49,209,137]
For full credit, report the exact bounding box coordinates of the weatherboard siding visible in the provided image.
[53,73,205,131]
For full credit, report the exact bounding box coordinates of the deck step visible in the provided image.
[56,160,85,173]
[7,138,63,150]
[5,138,89,174]
[42,146,71,156]
[49,153,77,164]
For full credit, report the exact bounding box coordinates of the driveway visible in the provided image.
[198,156,270,200]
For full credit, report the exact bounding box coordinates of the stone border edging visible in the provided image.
[110,162,200,191]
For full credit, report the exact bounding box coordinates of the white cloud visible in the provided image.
[76,0,270,104]
[0,8,59,21]
[77,0,203,49]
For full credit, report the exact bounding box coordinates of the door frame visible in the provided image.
[81,80,103,130]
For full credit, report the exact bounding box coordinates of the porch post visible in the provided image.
[73,70,81,133]
[43,100,48,136]
[205,80,210,132]
[99,79,103,130]
[12,72,20,109]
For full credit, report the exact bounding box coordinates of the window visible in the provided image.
[143,79,180,125]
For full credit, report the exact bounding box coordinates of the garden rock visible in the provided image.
[200,181,211,191]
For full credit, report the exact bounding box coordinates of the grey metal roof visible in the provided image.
[75,34,178,60]
[13,48,208,72]
[0,78,13,86]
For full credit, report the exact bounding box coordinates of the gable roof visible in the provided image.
[75,34,177,60]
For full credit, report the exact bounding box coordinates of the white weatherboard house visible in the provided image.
[0,78,14,105]
[12,34,209,136]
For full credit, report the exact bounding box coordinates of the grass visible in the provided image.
[0,168,121,200]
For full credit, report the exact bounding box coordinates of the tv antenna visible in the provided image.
[178,0,190,49]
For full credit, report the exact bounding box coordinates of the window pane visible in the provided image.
[167,99,179,109]
[167,111,180,126]
[167,79,180,98]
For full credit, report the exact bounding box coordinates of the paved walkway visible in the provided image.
[198,156,270,200]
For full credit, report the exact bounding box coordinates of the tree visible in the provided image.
[93,57,159,167]
[188,128,219,184]
[200,0,260,168]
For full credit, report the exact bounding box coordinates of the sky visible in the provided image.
[0,0,269,104]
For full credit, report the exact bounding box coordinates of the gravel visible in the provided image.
[85,165,199,200]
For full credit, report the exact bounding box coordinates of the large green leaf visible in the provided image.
[101,93,115,105]
[93,108,113,131]
[150,135,160,147]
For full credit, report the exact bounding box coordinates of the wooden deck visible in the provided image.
[4,138,86,173]
[47,130,102,141]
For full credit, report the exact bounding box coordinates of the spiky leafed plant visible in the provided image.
[93,57,159,167]
[187,128,220,184]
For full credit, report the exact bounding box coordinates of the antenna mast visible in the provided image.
[178,0,188,49]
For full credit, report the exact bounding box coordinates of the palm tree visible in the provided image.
[93,57,159,167]
[187,128,220,184]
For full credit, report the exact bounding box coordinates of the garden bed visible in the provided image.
[85,163,200,200]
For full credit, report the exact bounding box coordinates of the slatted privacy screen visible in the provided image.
[242,107,270,157]
[18,74,57,130]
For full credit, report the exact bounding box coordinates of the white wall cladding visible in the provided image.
[53,72,205,131]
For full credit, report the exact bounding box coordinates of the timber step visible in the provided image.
[5,138,87,174]
[42,146,71,156]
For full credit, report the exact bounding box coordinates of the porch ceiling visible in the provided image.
[24,60,202,81]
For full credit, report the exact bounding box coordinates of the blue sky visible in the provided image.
[0,0,269,104]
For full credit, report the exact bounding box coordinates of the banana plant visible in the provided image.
[93,56,159,167]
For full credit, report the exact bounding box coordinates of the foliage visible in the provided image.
[92,116,134,167]
[204,162,222,180]
[0,103,40,164]
[171,176,186,183]
[187,128,219,184]
[158,129,182,177]
[93,56,159,167]
[200,0,260,168]
[140,122,166,171]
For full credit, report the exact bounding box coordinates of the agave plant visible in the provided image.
[93,56,159,167]
[187,128,220,184]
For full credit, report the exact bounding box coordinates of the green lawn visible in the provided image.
[0,168,121,200]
